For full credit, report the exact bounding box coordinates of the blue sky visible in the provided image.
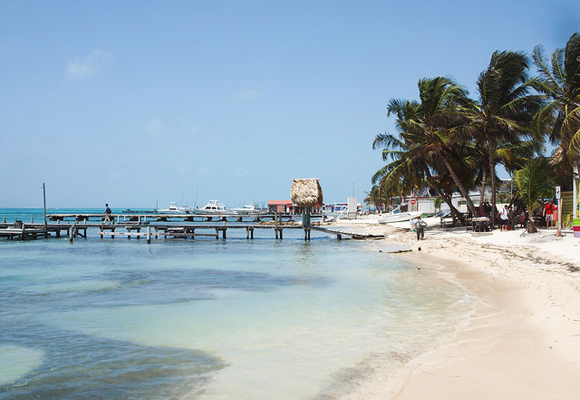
[1,1,578,209]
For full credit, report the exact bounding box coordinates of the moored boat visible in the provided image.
[193,200,230,215]
[158,202,191,214]
[231,202,262,215]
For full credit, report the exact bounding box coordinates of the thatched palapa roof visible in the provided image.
[290,178,323,206]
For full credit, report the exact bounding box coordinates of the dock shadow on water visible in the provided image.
[0,232,474,400]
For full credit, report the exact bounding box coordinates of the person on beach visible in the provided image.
[483,201,492,217]
[543,200,554,228]
[102,204,112,224]
[414,215,427,240]
[499,205,510,231]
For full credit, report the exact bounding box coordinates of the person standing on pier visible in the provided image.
[103,204,112,224]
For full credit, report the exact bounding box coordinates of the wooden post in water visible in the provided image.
[42,183,47,230]
[146,226,151,244]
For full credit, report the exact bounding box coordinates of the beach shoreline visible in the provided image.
[329,217,580,399]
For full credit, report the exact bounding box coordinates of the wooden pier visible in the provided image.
[1,215,383,242]
[0,221,50,240]
[311,226,385,240]
[45,212,299,224]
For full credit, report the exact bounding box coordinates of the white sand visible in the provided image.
[325,216,580,399]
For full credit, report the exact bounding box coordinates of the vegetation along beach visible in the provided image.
[1,2,580,399]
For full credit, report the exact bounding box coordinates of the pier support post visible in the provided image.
[146,226,151,244]
[275,227,283,239]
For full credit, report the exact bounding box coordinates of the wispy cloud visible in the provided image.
[237,88,260,101]
[146,117,166,136]
[66,49,114,79]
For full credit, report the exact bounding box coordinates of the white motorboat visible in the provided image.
[231,202,262,215]
[158,202,190,214]
[193,200,230,215]
[377,208,422,224]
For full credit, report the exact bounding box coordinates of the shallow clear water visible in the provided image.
[0,210,475,399]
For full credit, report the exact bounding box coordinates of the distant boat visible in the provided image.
[193,200,230,215]
[377,207,422,224]
[158,202,191,214]
[231,202,262,215]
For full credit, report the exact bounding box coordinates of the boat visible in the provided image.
[377,207,422,224]
[157,202,191,214]
[193,200,230,215]
[231,202,262,215]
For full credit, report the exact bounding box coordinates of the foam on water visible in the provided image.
[0,222,475,399]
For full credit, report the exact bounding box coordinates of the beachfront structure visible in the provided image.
[267,200,323,214]
[411,193,482,215]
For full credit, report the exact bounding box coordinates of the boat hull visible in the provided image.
[378,211,422,224]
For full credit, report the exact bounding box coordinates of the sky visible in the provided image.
[1,1,579,209]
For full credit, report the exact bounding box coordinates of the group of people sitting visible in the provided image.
[474,201,526,232]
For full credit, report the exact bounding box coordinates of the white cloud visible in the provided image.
[237,88,260,101]
[66,49,114,79]
[146,117,166,136]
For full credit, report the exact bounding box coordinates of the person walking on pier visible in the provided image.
[102,204,112,224]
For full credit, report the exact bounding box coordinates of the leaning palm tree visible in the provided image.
[468,50,543,227]
[373,95,469,220]
[515,157,555,233]
[414,76,480,216]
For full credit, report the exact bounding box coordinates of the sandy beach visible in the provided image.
[329,216,580,399]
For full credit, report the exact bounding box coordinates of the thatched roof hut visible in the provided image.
[290,178,323,206]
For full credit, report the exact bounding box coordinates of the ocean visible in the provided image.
[0,209,475,399]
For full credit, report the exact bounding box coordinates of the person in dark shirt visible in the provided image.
[102,203,112,224]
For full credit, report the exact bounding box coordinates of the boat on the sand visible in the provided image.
[377,208,422,224]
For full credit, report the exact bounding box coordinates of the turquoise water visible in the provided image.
[0,210,475,399]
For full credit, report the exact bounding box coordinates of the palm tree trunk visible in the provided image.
[489,143,497,228]
[527,218,538,233]
[424,168,465,223]
[440,152,478,216]
[479,168,487,206]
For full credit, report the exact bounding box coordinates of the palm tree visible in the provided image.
[515,157,555,233]
[372,100,425,207]
[532,32,580,218]
[365,185,388,212]
[532,32,580,168]
[468,50,543,227]
[373,78,478,219]
[414,77,479,216]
